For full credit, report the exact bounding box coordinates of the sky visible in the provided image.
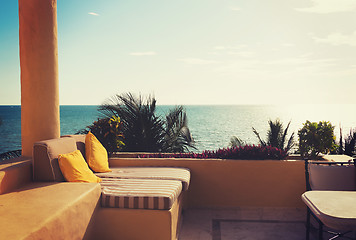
[1,0,356,105]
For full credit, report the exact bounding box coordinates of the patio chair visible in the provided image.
[303,159,356,240]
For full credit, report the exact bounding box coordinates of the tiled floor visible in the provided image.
[179,207,307,240]
[179,207,356,240]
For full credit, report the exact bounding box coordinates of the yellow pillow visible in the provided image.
[58,150,101,183]
[85,132,111,173]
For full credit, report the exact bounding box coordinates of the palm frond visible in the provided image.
[98,93,194,153]
[282,121,295,152]
[230,136,246,147]
[163,106,194,152]
[267,119,283,148]
[285,132,295,153]
[0,149,21,161]
[253,119,294,153]
[252,127,266,146]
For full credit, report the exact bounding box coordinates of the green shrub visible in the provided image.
[79,116,125,154]
[298,120,336,159]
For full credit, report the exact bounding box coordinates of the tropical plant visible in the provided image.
[0,118,22,161]
[162,106,194,152]
[252,119,295,153]
[344,130,356,156]
[0,150,22,161]
[298,120,336,159]
[98,93,194,153]
[338,127,343,155]
[229,136,247,148]
[79,116,125,154]
[338,128,356,156]
[230,119,294,153]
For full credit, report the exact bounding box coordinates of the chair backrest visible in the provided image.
[305,159,356,191]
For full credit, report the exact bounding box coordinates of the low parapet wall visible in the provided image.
[109,158,306,208]
[0,156,32,194]
[0,155,306,208]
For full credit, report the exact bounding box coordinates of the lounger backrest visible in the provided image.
[61,134,86,158]
[33,137,77,181]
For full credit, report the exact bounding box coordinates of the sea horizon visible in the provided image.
[3,103,356,106]
[1,104,356,154]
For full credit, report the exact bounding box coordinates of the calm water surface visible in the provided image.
[0,104,356,153]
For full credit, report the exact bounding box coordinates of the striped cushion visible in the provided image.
[96,167,191,191]
[100,178,182,210]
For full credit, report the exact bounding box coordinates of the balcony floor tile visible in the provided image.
[179,207,319,240]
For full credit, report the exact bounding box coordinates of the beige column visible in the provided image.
[19,0,60,157]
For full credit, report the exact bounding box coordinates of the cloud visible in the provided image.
[129,51,157,56]
[312,32,356,46]
[230,7,241,11]
[227,51,255,57]
[296,0,356,13]
[88,12,100,16]
[214,55,339,79]
[267,56,337,67]
[212,45,253,57]
[214,45,247,50]
[282,43,295,47]
[178,58,218,65]
[214,46,226,50]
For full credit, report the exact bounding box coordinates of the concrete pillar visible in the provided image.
[19,0,60,157]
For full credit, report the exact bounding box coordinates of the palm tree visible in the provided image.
[253,119,295,153]
[163,106,194,152]
[99,93,194,153]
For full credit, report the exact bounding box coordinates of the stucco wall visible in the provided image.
[0,156,306,208]
[0,157,32,194]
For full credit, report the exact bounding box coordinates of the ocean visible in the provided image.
[1,104,356,154]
